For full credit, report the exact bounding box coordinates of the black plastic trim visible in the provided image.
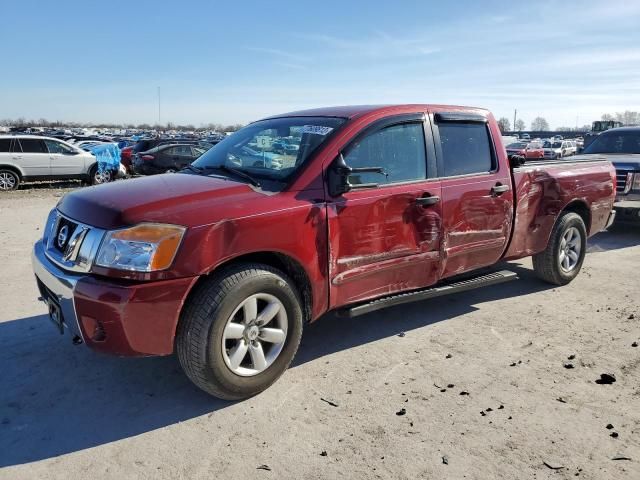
[339,270,518,318]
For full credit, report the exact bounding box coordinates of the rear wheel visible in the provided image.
[533,212,586,285]
[0,170,20,191]
[176,263,304,400]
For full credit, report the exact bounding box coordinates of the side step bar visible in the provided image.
[340,270,518,318]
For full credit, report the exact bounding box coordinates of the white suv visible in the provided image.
[0,135,112,191]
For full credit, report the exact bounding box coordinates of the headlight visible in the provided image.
[95,224,186,272]
[632,173,640,192]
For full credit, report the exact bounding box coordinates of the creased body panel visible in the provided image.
[504,161,615,260]
[327,183,443,307]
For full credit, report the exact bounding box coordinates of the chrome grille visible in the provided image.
[616,170,632,194]
[43,209,106,273]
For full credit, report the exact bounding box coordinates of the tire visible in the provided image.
[176,263,304,400]
[532,212,587,285]
[0,169,20,191]
[89,165,113,185]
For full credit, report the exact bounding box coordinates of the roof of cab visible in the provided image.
[263,104,485,120]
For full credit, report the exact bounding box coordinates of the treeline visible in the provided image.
[497,110,639,133]
[0,118,244,132]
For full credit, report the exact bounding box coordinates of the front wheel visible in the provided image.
[532,212,586,285]
[176,263,304,400]
[90,166,113,185]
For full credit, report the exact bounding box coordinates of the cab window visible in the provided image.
[343,122,427,185]
[437,122,494,176]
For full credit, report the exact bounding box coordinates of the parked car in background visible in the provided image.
[542,140,575,159]
[505,142,544,159]
[0,135,116,190]
[577,126,640,224]
[132,143,208,175]
[31,104,616,399]
[519,133,530,140]
[122,138,215,174]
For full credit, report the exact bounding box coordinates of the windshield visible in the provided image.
[583,131,640,154]
[192,116,346,181]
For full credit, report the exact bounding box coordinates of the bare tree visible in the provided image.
[530,117,550,131]
[616,111,639,125]
[514,119,526,131]
[497,117,511,133]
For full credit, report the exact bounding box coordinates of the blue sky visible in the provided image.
[1,0,639,128]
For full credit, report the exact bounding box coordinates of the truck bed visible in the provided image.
[503,157,615,260]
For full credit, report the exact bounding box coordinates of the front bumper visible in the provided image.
[32,240,198,356]
[32,240,84,342]
[613,200,640,224]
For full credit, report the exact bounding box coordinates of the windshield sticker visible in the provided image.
[302,125,334,136]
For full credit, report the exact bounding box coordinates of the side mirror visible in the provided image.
[328,153,386,196]
[508,154,526,168]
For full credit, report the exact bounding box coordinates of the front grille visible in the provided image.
[43,209,105,273]
[53,217,79,254]
[616,170,631,194]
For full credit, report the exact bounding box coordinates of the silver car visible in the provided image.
[0,135,113,191]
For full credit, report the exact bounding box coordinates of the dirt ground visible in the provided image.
[1,185,639,480]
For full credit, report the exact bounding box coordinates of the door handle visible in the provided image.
[415,195,440,206]
[491,183,510,196]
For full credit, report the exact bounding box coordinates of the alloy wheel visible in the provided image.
[559,226,581,272]
[221,293,288,377]
[0,172,17,190]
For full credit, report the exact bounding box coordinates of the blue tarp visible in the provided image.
[89,143,121,172]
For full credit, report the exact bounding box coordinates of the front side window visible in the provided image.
[20,138,48,154]
[343,122,427,185]
[193,116,345,181]
[437,122,494,176]
[44,139,75,154]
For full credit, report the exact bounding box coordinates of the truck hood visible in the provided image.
[57,173,276,230]
[573,153,640,169]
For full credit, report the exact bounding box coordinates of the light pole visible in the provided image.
[157,86,161,126]
[513,109,517,133]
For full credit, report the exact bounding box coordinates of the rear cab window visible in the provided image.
[434,116,496,177]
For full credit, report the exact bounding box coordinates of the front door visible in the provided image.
[430,112,514,279]
[327,116,443,307]
[45,139,84,176]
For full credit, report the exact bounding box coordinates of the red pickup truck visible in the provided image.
[32,105,616,399]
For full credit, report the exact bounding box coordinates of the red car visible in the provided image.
[505,142,544,159]
[32,104,616,399]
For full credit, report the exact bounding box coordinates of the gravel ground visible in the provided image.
[0,186,639,480]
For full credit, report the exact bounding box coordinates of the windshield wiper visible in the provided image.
[181,164,204,174]
[207,165,261,187]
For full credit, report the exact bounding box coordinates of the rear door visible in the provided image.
[44,139,84,176]
[327,114,444,307]
[15,138,51,177]
[172,145,196,168]
[431,111,514,279]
